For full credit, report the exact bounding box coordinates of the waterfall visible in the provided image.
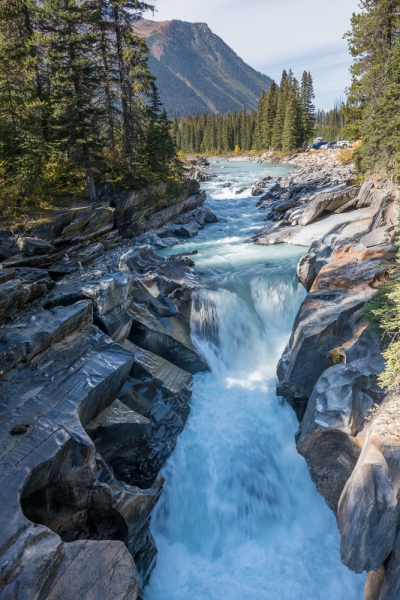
[145,159,365,600]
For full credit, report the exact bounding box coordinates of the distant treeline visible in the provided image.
[173,70,316,154]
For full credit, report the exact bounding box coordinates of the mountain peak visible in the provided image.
[135,19,272,117]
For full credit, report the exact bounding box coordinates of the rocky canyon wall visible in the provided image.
[255,151,399,600]
[0,181,216,600]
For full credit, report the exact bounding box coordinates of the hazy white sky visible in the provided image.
[147,0,361,110]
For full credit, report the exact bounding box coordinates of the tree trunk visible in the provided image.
[65,2,97,203]
[86,165,97,203]
[98,1,115,149]
[112,5,132,157]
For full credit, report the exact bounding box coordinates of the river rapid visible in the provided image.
[144,160,365,600]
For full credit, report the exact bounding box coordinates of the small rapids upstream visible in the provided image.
[145,160,365,599]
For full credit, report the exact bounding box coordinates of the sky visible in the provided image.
[146,0,361,110]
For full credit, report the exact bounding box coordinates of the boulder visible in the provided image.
[51,207,115,245]
[18,237,54,256]
[0,267,17,284]
[127,301,206,375]
[68,242,105,267]
[277,287,375,418]
[360,227,392,248]
[185,179,201,195]
[297,430,361,514]
[0,300,92,375]
[296,252,317,291]
[86,399,151,476]
[338,441,398,573]
[174,206,218,227]
[0,269,55,321]
[120,245,199,298]
[255,207,374,247]
[94,303,132,344]
[116,341,193,489]
[297,343,384,441]
[172,223,200,238]
[251,186,265,197]
[298,186,360,226]
[295,323,384,515]
[82,271,133,315]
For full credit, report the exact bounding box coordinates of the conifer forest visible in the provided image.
[174,70,316,155]
[0,0,179,208]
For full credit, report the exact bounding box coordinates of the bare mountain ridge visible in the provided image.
[134,19,272,117]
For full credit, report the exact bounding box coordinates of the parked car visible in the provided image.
[320,142,335,150]
[308,141,327,150]
[337,140,351,148]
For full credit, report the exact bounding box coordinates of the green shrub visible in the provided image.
[364,232,400,390]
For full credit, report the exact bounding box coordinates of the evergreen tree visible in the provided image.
[42,0,106,201]
[253,90,265,150]
[263,80,277,150]
[282,81,302,153]
[174,68,316,155]
[143,85,177,177]
[343,0,400,140]
[300,71,316,144]
[0,0,48,200]
[272,70,289,149]
[356,35,400,176]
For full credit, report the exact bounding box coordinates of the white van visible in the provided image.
[337,140,351,148]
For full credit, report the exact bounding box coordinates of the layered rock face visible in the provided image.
[272,157,399,599]
[0,184,216,599]
[0,179,207,270]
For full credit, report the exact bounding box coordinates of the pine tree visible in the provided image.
[282,82,302,153]
[42,0,106,201]
[174,68,314,156]
[253,90,265,150]
[109,1,154,159]
[272,70,289,149]
[0,0,49,200]
[143,85,177,177]
[343,0,400,141]
[300,71,315,145]
[263,81,277,150]
[356,35,400,176]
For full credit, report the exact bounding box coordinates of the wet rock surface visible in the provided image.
[0,183,214,599]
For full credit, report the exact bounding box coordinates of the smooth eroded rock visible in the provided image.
[338,442,398,573]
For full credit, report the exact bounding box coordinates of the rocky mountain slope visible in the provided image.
[134,19,272,117]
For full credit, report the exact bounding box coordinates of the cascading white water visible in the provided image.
[145,160,365,600]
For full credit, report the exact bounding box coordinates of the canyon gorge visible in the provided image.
[0,152,398,600]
